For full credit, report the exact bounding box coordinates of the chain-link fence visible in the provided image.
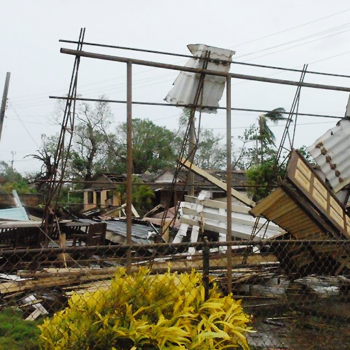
[1,239,350,349]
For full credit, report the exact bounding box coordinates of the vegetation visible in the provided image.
[246,155,286,201]
[0,161,35,195]
[256,108,286,159]
[0,307,41,350]
[33,102,228,182]
[40,268,252,350]
[233,108,289,201]
[27,100,296,205]
[118,118,181,174]
[177,110,226,169]
[116,176,155,215]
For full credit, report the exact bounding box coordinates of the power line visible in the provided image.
[231,49,350,88]
[234,22,350,60]
[238,28,350,63]
[230,8,350,48]
[9,104,40,146]
[9,8,350,107]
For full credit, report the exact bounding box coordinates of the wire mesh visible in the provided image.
[0,239,349,349]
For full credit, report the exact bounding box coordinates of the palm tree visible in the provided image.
[255,107,286,163]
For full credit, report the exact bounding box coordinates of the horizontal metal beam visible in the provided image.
[59,39,350,80]
[60,48,350,93]
[49,95,342,119]
[1,239,349,256]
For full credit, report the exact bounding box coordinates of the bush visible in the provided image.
[0,307,41,350]
[39,268,252,350]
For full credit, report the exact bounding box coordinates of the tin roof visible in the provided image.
[164,44,235,114]
[307,118,350,193]
[0,207,29,221]
[79,218,151,244]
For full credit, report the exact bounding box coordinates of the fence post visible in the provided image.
[126,60,133,274]
[203,237,210,300]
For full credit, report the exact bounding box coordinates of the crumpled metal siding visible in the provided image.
[307,118,350,192]
[0,207,29,221]
[164,44,235,114]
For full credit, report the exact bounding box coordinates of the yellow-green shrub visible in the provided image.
[39,268,252,350]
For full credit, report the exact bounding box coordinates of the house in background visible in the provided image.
[74,168,248,215]
[150,168,248,208]
[82,173,125,212]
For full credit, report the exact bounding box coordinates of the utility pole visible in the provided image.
[0,72,11,145]
[10,151,16,169]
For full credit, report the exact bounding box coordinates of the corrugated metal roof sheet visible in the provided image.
[164,44,235,114]
[0,190,29,221]
[0,207,29,221]
[105,220,150,244]
[307,118,350,192]
[79,219,151,244]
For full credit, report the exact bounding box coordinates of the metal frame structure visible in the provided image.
[55,32,350,292]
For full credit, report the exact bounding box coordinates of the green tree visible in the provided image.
[116,176,155,215]
[0,161,35,195]
[117,118,180,173]
[233,124,258,170]
[298,145,316,165]
[31,99,119,186]
[234,108,288,201]
[70,100,117,181]
[176,110,227,169]
[245,153,285,201]
[194,129,226,169]
[255,108,286,163]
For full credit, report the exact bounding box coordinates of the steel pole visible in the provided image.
[0,72,11,145]
[61,48,350,93]
[126,61,133,274]
[226,76,233,294]
[188,112,196,196]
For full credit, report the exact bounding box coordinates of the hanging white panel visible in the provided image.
[164,44,235,114]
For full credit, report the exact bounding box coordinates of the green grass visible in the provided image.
[0,307,42,350]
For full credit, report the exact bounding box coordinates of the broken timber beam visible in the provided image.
[179,157,255,207]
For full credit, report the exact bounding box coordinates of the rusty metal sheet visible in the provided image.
[308,118,350,193]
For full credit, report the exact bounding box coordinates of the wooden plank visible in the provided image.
[179,158,255,207]
[25,309,42,321]
[147,253,278,270]
[184,195,250,214]
[276,211,312,229]
[264,200,298,221]
[188,226,199,256]
[181,217,258,240]
[173,223,188,243]
[0,274,115,294]
[182,207,282,233]
[250,188,286,216]
[287,150,350,239]
[287,218,320,233]
[263,193,294,215]
[131,204,140,218]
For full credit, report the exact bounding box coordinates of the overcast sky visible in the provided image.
[1,0,350,174]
